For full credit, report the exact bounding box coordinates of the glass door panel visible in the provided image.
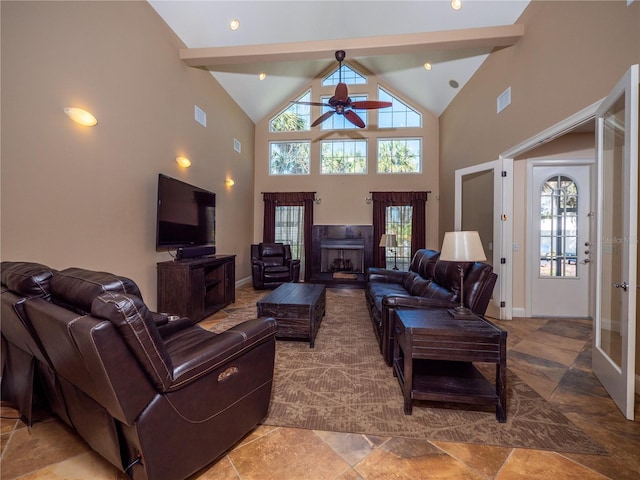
[598,94,625,367]
[593,65,637,420]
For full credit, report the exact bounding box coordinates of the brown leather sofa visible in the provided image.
[365,249,498,366]
[251,242,301,289]
[1,261,277,480]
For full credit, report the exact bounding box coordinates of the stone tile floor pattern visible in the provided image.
[2,284,639,480]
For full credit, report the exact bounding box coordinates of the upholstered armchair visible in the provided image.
[251,243,301,289]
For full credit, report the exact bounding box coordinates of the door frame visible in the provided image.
[454,159,513,320]
[525,159,596,318]
[499,100,602,318]
[455,101,602,321]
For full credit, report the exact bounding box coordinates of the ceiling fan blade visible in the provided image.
[311,110,335,127]
[350,101,393,110]
[334,83,349,103]
[343,110,365,128]
[290,101,329,107]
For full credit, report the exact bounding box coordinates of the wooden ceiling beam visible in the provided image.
[180,24,524,67]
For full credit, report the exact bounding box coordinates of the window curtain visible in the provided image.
[371,191,429,267]
[262,192,315,281]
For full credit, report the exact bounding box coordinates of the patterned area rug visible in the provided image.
[217,287,607,455]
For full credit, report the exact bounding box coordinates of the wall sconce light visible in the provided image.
[64,107,97,127]
[314,196,321,205]
[176,156,191,168]
[365,196,372,204]
[225,178,235,187]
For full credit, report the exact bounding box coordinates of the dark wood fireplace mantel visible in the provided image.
[310,225,373,288]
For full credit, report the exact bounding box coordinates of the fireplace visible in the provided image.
[310,225,374,287]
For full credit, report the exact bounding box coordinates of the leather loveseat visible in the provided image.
[365,249,497,366]
[1,261,277,480]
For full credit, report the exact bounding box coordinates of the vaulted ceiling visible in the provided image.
[148,1,530,123]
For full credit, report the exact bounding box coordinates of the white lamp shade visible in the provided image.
[379,233,397,248]
[440,231,486,262]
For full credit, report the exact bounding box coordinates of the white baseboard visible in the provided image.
[512,307,526,318]
[236,276,252,287]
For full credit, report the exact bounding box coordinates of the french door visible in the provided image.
[275,205,305,274]
[593,65,638,420]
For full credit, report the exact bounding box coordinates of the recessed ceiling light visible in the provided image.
[229,19,240,31]
[449,80,460,89]
[259,72,266,80]
[424,62,432,71]
[451,0,462,11]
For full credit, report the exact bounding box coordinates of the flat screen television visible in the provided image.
[156,174,216,252]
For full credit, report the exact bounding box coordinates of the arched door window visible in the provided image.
[539,175,578,277]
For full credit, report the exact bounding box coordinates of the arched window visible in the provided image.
[539,175,578,277]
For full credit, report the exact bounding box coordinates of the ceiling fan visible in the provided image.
[291,50,392,128]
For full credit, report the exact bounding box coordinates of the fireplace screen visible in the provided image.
[310,224,373,286]
[320,239,365,274]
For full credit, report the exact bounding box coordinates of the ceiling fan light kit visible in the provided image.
[291,50,392,129]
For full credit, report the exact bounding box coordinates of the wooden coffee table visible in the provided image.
[392,308,507,422]
[256,283,326,348]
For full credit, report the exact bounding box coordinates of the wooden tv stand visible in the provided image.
[157,255,235,322]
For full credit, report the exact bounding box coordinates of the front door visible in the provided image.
[593,65,638,420]
[529,162,593,317]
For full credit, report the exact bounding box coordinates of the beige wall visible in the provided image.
[440,0,639,236]
[1,1,256,308]
[253,63,441,253]
[440,0,639,376]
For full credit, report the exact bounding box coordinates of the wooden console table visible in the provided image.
[157,255,235,322]
[392,308,507,422]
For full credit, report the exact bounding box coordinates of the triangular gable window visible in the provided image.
[378,87,421,128]
[322,65,366,86]
[269,90,311,132]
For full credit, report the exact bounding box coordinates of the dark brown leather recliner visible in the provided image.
[0,262,69,426]
[0,262,277,480]
[251,243,301,289]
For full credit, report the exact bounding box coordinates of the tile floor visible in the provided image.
[2,285,639,480]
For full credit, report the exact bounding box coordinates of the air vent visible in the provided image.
[497,87,511,113]
[194,105,206,127]
[234,138,241,153]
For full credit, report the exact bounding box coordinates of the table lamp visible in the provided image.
[379,233,398,270]
[440,231,487,318]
